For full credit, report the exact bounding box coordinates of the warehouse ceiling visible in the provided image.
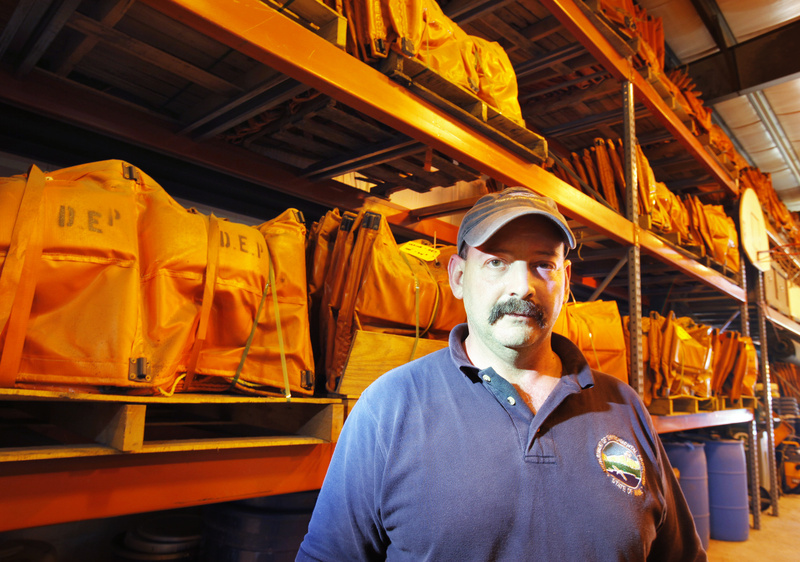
[637,0,800,210]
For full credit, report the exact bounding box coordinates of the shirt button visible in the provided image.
[507,396,516,406]
[482,375,491,383]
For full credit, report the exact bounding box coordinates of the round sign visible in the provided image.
[739,188,770,272]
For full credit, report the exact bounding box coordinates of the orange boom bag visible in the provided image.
[0,161,314,396]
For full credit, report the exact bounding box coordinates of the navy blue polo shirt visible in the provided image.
[297,325,705,561]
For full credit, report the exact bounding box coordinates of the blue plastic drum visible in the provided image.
[704,439,750,542]
[663,441,710,550]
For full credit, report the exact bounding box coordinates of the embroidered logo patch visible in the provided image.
[596,435,645,496]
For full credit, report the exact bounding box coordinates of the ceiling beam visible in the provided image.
[17,0,83,75]
[443,0,515,25]
[688,0,736,51]
[686,18,800,104]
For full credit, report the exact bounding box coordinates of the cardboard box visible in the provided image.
[767,265,791,315]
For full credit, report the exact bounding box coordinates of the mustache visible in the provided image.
[488,298,546,327]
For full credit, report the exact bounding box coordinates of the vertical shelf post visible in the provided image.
[757,270,780,515]
[622,79,643,398]
[740,262,761,529]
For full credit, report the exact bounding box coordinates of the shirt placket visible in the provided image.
[479,368,584,463]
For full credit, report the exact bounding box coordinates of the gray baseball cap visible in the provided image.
[457,188,576,253]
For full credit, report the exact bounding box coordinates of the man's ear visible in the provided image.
[448,253,465,300]
[562,259,572,298]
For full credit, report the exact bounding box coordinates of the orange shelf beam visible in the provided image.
[0,443,334,532]
[653,408,753,434]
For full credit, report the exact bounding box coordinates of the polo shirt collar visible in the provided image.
[448,323,595,389]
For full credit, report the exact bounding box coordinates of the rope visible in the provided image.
[229,261,272,393]
[268,254,292,401]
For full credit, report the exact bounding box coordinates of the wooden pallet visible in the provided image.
[380,53,547,164]
[718,395,757,411]
[648,395,717,416]
[336,330,448,397]
[650,226,703,257]
[650,225,706,260]
[0,389,343,462]
[697,253,742,285]
[652,227,742,285]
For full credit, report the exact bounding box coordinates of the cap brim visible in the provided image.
[464,207,576,249]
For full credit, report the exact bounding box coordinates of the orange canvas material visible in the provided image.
[307,209,343,372]
[308,208,342,301]
[242,209,315,396]
[350,0,522,121]
[0,160,314,396]
[557,158,581,190]
[648,311,666,395]
[353,221,464,337]
[553,300,629,383]
[415,5,478,92]
[701,204,740,272]
[664,315,713,398]
[571,152,590,194]
[638,312,714,399]
[322,212,466,391]
[1,162,145,389]
[607,139,627,206]
[138,184,315,396]
[711,331,740,395]
[636,144,656,216]
[329,212,383,390]
[674,317,713,398]
[741,166,794,233]
[652,182,690,240]
[629,311,755,403]
[685,195,705,251]
[320,211,361,389]
[582,148,600,194]
[730,337,757,400]
[469,36,524,124]
[593,139,620,212]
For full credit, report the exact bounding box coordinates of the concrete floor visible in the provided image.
[706,493,800,561]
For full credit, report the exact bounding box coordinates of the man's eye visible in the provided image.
[488,259,505,268]
[537,262,557,271]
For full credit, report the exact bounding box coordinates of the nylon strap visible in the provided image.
[184,214,220,388]
[0,165,47,386]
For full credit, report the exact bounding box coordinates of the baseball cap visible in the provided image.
[457,188,576,253]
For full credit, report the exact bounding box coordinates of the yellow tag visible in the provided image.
[400,240,441,262]
[674,325,692,341]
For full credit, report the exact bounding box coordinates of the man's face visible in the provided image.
[449,215,571,354]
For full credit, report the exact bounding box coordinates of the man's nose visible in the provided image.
[507,261,535,299]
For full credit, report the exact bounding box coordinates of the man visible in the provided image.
[297,188,705,561]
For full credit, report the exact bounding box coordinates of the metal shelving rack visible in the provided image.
[0,0,768,531]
